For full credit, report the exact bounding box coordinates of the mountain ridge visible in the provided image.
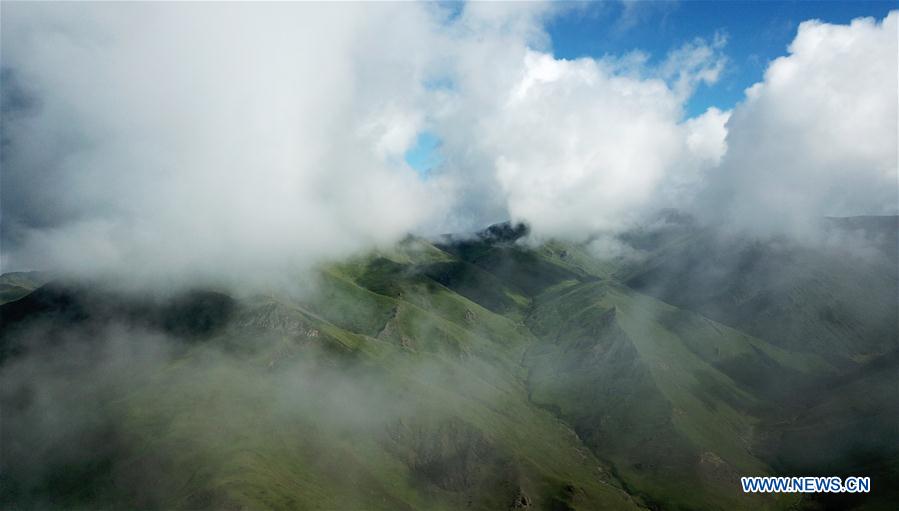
[1,218,896,510]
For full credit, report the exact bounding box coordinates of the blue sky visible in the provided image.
[4,2,895,275]
[548,0,896,117]
[406,1,895,173]
[404,132,444,177]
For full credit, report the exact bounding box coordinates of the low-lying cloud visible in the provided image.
[1,3,895,285]
[697,12,898,238]
[1,3,446,287]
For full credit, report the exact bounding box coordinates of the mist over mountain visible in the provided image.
[1,2,897,510]
[2,216,896,510]
[2,4,895,287]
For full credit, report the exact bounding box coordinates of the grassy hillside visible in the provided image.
[523,279,819,510]
[757,350,899,511]
[0,252,642,510]
[1,221,896,510]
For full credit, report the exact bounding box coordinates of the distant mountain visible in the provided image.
[0,282,235,362]
[620,216,898,364]
[0,271,51,305]
[1,219,896,510]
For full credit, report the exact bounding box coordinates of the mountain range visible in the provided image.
[1,215,896,510]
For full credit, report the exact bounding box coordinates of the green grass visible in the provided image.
[2,225,894,511]
[524,280,813,510]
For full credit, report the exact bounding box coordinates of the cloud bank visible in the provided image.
[698,12,898,237]
[1,3,895,285]
[1,3,444,286]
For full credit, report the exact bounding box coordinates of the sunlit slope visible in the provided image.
[365,234,847,510]
[108,331,642,511]
[2,222,896,511]
[1,257,644,510]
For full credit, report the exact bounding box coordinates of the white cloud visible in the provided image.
[1,3,894,287]
[660,32,728,100]
[685,107,731,164]
[1,3,446,287]
[698,12,898,237]
[437,44,729,239]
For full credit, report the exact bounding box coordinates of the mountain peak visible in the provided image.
[477,221,530,243]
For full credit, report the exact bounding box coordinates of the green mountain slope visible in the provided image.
[1,221,896,510]
[0,250,642,510]
[619,217,899,365]
[757,350,899,511]
[524,279,828,510]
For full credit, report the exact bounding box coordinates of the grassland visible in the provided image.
[1,222,895,510]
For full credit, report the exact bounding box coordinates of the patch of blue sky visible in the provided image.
[404,131,444,177]
[406,1,893,175]
[423,76,456,92]
[546,1,896,118]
